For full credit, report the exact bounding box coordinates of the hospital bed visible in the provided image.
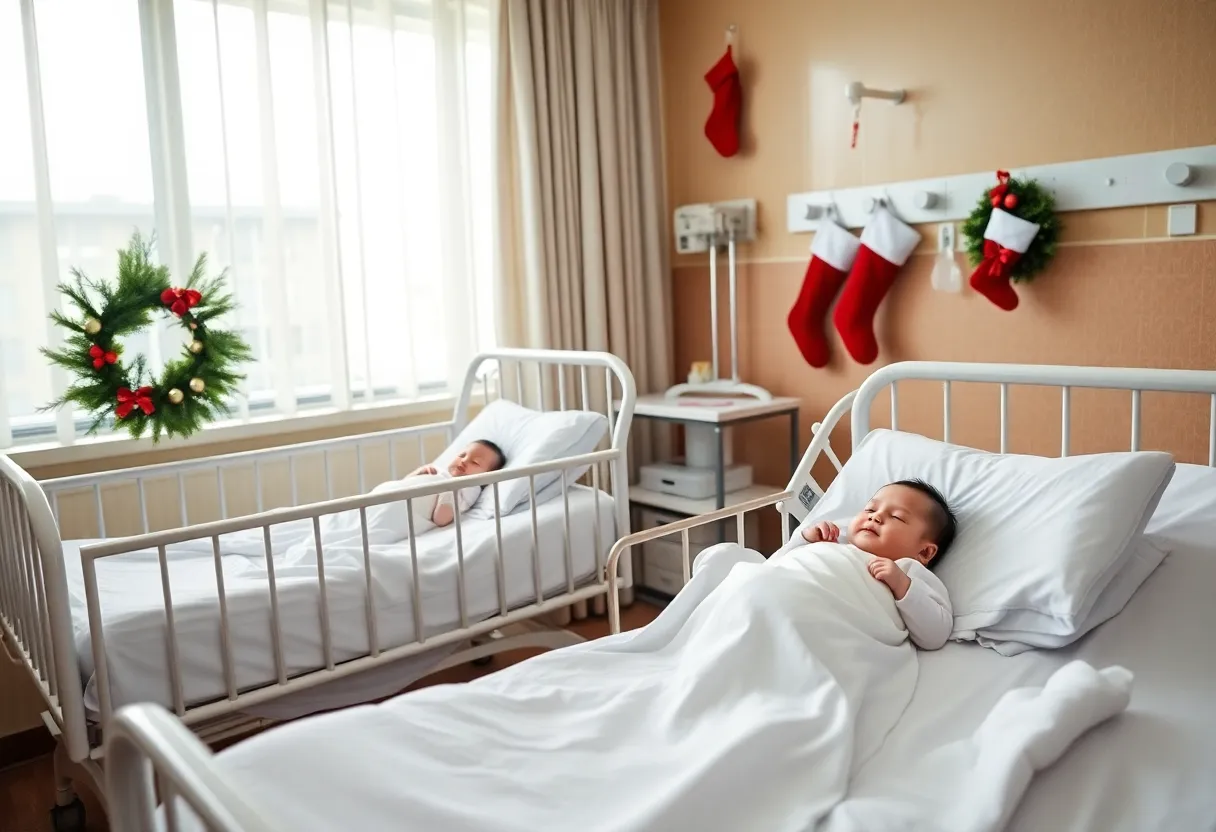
[102,361,1216,831]
[0,348,635,831]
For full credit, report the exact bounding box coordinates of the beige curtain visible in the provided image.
[491,0,672,402]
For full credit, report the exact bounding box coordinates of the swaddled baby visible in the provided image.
[397,439,507,529]
[798,479,957,649]
[303,440,507,555]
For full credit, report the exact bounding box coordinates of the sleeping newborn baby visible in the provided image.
[401,439,508,529]
[298,440,507,558]
[797,479,957,649]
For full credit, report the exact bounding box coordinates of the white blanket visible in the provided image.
[181,542,1131,831]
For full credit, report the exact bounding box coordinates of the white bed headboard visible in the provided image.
[853,361,1216,463]
[781,361,1216,527]
[453,348,637,455]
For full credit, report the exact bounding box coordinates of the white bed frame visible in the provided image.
[98,359,1216,832]
[0,348,636,828]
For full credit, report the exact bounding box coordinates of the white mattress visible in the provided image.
[63,486,615,717]
[851,489,1216,830]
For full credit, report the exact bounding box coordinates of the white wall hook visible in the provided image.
[1165,162,1195,187]
[804,203,822,220]
[862,196,889,214]
[914,190,938,210]
[845,81,906,106]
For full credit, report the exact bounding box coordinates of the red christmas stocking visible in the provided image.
[787,220,860,367]
[832,207,920,365]
[704,46,741,157]
[969,208,1041,311]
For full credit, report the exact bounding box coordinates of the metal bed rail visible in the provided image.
[605,489,796,635]
[0,454,83,761]
[41,420,458,536]
[106,704,273,832]
[855,362,1216,465]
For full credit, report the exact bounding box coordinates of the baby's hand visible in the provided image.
[868,558,911,600]
[802,521,840,544]
[410,465,438,477]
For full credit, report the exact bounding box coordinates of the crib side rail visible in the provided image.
[79,446,624,729]
[107,704,273,832]
[604,489,794,635]
[40,420,458,541]
[0,454,89,761]
[776,389,855,527]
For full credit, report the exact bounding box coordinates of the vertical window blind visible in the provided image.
[0,0,496,450]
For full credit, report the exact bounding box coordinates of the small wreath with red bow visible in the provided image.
[961,170,1061,282]
[41,232,252,441]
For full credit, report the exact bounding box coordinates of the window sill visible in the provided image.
[5,393,459,472]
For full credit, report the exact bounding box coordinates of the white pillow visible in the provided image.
[799,429,1175,650]
[974,536,1169,655]
[992,463,1216,654]
[437,399,609,517]
[1143,462,1216,548]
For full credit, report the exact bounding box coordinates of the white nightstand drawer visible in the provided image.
[641,560,686,596]
[642,537,689,576]
[637,507,758,546]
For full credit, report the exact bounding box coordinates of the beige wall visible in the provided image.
[660,0,1216,491]
[1,407,453,738]
[661,0,1216,263]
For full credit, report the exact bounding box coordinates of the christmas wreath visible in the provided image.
[962,170,1060,281]
[961,170,1061,311]
[42,232,252,441]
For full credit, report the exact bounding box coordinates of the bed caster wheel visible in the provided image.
[50,797,86,832]
[470,630,503,666]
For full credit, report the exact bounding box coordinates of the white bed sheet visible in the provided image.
[852,520,1216,830]
[62,486,615,718]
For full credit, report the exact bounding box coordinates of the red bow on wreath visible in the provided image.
[161,287,202,317]
[116,386,156,419]
[981,239,1017,279]
[89,345,118,370]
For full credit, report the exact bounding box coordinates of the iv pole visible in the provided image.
[666,215,772,402]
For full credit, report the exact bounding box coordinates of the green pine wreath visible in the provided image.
[961,173,1062,282]
[41,232,252,441]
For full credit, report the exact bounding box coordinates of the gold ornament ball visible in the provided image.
[83,318,102,335]
[189,377,206,394]
[167,388,184,404]
[188,339,204,355]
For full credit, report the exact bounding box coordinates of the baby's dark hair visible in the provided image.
[474,439,507,470]
[892,478,957,566]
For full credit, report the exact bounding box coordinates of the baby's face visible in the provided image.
[847,484,938,565]
[447,442,502,477]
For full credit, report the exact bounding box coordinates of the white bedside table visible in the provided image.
[613,394,800,598]
[617,394,800,514]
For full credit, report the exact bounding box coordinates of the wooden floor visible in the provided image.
[0,602,661,832]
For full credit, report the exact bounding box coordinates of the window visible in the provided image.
[0,0,496,449]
